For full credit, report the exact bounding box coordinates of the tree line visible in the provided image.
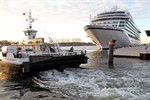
[0,40,11,46]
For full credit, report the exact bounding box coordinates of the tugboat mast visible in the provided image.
[24,9,36,30]
[23,10,37,44]
[28,10,37,30]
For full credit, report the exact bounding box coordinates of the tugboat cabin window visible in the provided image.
[25,48,33,51]
[25,32,28,36]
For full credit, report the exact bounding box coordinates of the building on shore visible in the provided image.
[54,38,82,43]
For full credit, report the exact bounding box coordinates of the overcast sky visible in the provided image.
[0,0,149,43]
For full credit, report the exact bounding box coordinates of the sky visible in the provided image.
[0,0,150,43]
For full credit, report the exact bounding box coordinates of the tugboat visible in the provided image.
[0,10,88,73]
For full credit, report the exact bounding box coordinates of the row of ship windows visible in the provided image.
[95,21,125,27]
[94,18,128,21]
[101,12,125,15]
[112,25,125,27]
[96,24,125,27]
[98,21,125,24]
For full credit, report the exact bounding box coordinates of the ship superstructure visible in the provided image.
[84,8,141,49]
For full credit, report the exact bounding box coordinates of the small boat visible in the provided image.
[0,10,88,73]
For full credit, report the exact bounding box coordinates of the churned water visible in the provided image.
[34,46,150,100]
[1,46,150,100]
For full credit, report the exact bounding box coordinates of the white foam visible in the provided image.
[36,67,150,99]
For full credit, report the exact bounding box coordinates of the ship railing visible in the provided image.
[18,49,86,58]
[30,52,62,56]
[29,52,79,56]
[60,50,87,56]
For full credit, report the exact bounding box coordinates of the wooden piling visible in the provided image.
[108,40,116,68]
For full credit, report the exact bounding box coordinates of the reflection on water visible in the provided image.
[0,62,21,80]
[0,72,13,80]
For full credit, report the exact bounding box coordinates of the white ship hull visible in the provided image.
[84,25,131,49]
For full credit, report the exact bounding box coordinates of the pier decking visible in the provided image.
[114,46,150,59]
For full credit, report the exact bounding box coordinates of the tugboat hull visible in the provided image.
[23,54,88,73]
[0,54,88,74]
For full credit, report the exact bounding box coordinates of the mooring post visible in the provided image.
[108,40,116,68]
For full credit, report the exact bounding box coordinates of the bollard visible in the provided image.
[108,40,116,68]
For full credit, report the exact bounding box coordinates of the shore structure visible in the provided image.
[114,30,150,59]
[139,30,150,59]
[113,45,150,59]
[0,10,88,74]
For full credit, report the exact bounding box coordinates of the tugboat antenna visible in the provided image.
[111,6,119,11]
[23,10,37,30]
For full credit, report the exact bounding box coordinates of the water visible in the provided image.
[1,46,150,100]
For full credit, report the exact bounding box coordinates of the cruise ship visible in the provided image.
[84,8,141,49]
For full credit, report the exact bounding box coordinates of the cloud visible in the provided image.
[0,0,149,42]
[1,0,148,23]
[131,0,149,19]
